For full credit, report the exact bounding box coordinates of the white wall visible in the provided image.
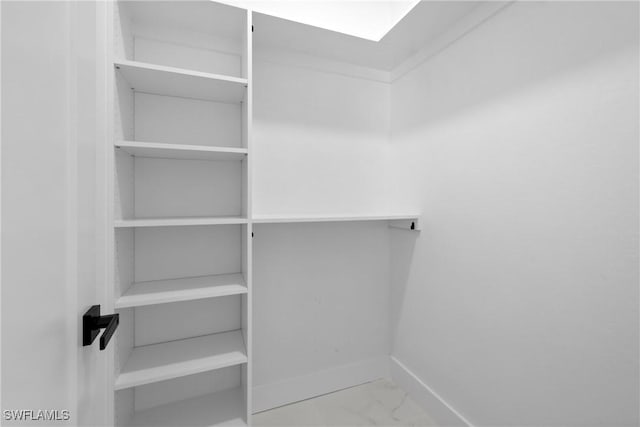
[2,2,110,425]
[390,1,639,425]
[2,1,77,420]
[251,54,393,410]
[252,55,391,217]
[252,222,391,411]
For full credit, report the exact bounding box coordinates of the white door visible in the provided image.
[2,1,110,425]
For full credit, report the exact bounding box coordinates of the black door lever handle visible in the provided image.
[83,305,119,350]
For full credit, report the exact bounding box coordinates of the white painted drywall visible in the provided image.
[252,54,391,217]
[2,2,111,424]
[252,222,391,409]
[390,1,639,425]
[251,50,395,409]
[2,0,77,418]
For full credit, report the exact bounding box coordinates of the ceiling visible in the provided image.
[226,0,421,41]
[253,1,484,71]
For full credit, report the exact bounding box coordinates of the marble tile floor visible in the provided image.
[253,379,437,427]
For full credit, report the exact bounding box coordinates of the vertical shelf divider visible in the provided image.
[242,7,254,424]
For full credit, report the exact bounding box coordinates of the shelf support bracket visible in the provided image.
[388,218,421,231]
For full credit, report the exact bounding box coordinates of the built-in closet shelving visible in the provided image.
[114,60,248,103]
[116,273,248,309]
[108,2,420,425]
[114,216,248,228]
[110,1,252,426]
[252,214,421,228]
[115,330,248,390]
[116,141,248,161]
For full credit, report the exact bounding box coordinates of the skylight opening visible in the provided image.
[218,0,421,41]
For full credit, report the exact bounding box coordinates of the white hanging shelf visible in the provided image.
[116,141,248,161]
[252,214,421,230]
[115,216,248,228]
[115,330,248,391]
[116,273,247,309]
[114,60,247,103]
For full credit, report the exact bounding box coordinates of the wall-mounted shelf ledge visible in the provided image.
[115,216,248,228]
[115,330,247,390]
[116,273,247,309]
[114,59,247,103]
[252,214,421,230]
[116,141,248,161]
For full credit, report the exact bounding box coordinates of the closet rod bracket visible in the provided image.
[388,218,421,231]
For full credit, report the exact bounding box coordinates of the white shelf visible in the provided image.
[116,273,247,309]
[116,141,247,161]
[115,330,247,390]
[115,216,248,228]
[114,60,247,103]
[128,387,246,427]
[252,214,420,224]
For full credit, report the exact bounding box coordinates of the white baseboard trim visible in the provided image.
[390,356,473,427]
[252,356,390,413]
